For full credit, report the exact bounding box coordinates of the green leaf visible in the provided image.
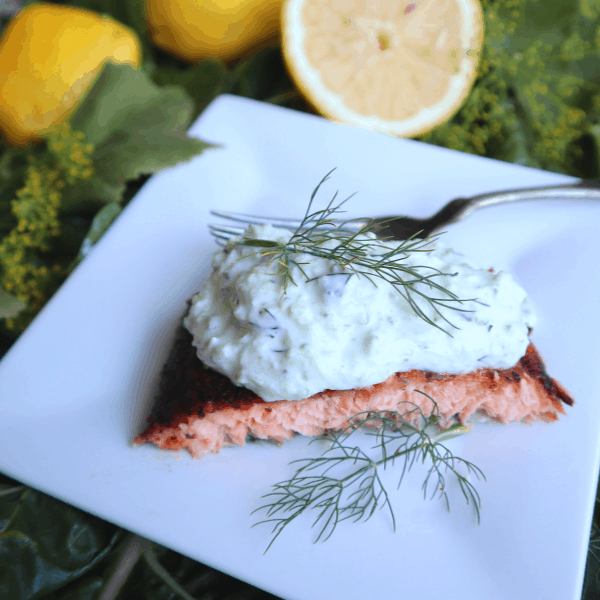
[152,59,231,122]
[68,62,217,203]
[70,63,192,148]
[92,128,212,186]
[70,203,122,268]
[230,46,297,102]
[60,177,127,210]
[492,100,542,168]
[0,488,122,600]
[0,288,26,319]
[47,577,105,600]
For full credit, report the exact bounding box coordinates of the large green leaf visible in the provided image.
[60,177,126,210]
[0,488,122,599]
[70,63,193,148]
[92,128,212,186]
[489,101,541,168]
[68,63,216,206]
[47,577,105,600]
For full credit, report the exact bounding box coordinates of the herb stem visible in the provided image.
[336,422,470,482]
[97,533,145,600]
[0,484,25,497]
[142,544,199,600]
[254,400,484,552]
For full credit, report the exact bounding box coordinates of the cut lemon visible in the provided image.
[282,0,484,136]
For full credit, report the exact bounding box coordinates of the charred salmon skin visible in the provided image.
[134,323,573,459]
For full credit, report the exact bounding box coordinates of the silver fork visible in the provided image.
[210,179,600,241]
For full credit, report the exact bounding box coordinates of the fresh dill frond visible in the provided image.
[252,395,485,553]
[234,170,472,333]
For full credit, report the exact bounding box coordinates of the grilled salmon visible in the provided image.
[134,321,574,459]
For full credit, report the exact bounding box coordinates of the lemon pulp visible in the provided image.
[283,0,484,136]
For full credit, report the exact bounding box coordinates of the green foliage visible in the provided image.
[419,0,600,177]
[68,62,214,205]
[0,468,280,600]
[0,61,214,333]
[583,515,600,599]
[227,46,308,111]
[0,287,25,318]
[0,478,123,600]
[0,122,94,333]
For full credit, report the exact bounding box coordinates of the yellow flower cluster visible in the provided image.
[0,122,94,334]
[45,125,95,185]
[581,0,600,21]
[419,41,512,157]
[419,0,598,175]
[561,32,589,62]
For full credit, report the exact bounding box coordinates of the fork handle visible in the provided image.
[442,179,600,227]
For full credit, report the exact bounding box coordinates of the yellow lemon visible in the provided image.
[283,0,484,136]
[146,0,282,63]
[0,3,141,147]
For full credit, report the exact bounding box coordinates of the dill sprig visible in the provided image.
[236,170,471,333]
[252,395,485,553]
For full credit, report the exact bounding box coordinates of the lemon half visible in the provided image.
[283,0,484,136]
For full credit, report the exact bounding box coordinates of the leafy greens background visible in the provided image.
[1,0,600,598]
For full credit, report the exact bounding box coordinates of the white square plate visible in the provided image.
[1,95,599,600]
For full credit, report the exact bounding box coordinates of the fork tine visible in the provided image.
[210,209,302,230]
[209,224,246,237]
[210,209,366,232]
[211,233,232,243]
[209,225,246,245]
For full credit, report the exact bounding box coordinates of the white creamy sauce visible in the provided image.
[184,224,536,401]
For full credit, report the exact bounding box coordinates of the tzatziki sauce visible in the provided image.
[184,224,536,401]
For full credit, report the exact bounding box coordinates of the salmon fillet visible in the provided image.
[134,322,574,459]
